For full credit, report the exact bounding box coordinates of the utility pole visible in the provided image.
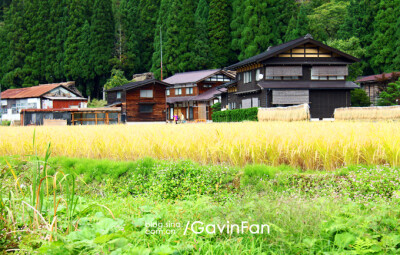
[160,26,163,81]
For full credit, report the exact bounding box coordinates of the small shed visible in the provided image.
[20,107,121,126]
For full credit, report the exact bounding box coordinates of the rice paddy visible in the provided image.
[1,121,400,170]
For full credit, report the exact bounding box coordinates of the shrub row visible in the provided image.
[212,107,258,122]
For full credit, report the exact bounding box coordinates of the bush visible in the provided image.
[351,89,371,107]
[212,107,258,122]
[88,99,107,108]
[211,102,221,112]
[1,120,11,126]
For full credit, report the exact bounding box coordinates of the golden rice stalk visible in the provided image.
[258,104,310,122]
[1,122,400,170]
[335,106,400,121]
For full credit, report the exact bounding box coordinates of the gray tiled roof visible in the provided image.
[106,79,171,92]
[163,69,221,84]
[226,35,359,70]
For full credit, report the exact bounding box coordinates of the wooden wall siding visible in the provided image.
[198,103,207,119]
[197,81,224,94]
[278,43,341,58]
[125,83,167,122]
[272,90,309,105]
[169,86,198,97]
[107,91,126,105]
[361,83,380,106]
[237,69,261,92]
[309,90,351,119]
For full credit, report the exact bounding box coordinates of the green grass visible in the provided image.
[1,156,400,254]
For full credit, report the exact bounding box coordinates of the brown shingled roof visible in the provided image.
[356,72,400,83]
[1,82,77,99]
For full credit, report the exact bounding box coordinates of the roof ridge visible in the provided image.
[169,69,220,75]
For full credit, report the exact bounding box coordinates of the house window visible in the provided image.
[244,71,252,84]
[266,76,299,80]
[166,89,170,96]
[256,69,262,81]
[175,88,182,95]
[139,104,153,113]
[140,90,153,98]
[311,75,345,80]
[12,104,17,114]
[117,91,122,99]
[186,87,193,95]
[1,107,7,114]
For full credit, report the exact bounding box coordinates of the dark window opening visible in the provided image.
[139,104,153,113]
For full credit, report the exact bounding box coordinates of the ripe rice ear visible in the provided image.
[258,104,310,122]
[335,106,400,121]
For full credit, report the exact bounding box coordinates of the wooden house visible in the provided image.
[221,34,360,119]
[106,79,171,122]
[1,82,87,122]
[164,69,235,121]
[356,72,400,106]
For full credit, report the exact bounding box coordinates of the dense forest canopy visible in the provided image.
[0,0,399,97]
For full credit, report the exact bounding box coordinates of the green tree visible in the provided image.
[308,0,349,41]
[284,4,309,42]
[103,69,130,90]
[378,80,400,106]
[117,0,140,77]
[230,0,246,59]
[1,0,28,88]
[327,37,366,81]
[368,0,400,73]
[151,0,171,79]
[65,0,92,96]
[231,0,296,61]
[208,0,232,67]
[90,0,115,97]
[88,99,108,108]
[193,0,211,69]
[44,0,67,82]
[351,89,371,107]
[137,0,160,73]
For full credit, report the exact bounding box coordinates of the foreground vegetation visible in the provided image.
[2,122,400,170]
[1,154,400,254]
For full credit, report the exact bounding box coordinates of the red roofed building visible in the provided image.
[1,82,87,122]
[356,72,400,105]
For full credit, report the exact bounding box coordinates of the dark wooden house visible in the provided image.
[164,69,235,121]
[356,72,400,106]
[221,34,360,119]
[106,79,171,122]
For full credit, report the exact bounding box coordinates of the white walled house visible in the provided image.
[1,82,87,122]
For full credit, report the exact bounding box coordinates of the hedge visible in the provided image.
[212,108,258,122]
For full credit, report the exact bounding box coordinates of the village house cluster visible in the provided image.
[1,35,393,125]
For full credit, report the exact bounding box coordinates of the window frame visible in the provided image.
[140,90,154,98]
[186,87,193,95]
[116,91,122,99]
[139,104,154,113]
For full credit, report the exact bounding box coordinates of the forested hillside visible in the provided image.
[0,0,399,97]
